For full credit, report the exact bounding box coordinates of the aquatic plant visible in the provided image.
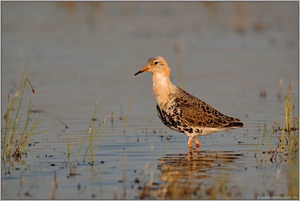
[253,80,298,199]
[281,82,298,198]
[272,81,298,162]
[74,101,102,165]
[2,73,47,162]
[73,101,117,165]
[254,80,298,164]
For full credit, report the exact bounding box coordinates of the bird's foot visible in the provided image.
[193,136,201,148]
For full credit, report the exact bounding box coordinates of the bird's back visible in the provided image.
[156,86,243,135]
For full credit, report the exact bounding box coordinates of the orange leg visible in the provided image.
[188,137,193,149]
[193,136,201,148]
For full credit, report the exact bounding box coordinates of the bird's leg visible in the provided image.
[188,137,193,149]
[193,136,200,148]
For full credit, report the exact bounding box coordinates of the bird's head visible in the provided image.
[134,56,170,77]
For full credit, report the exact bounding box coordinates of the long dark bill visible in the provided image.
[134,66,149,76]
[134,70,143,76]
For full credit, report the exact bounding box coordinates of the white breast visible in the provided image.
[152,73,173,107]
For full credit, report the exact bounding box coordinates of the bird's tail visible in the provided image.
[225,121,244,128]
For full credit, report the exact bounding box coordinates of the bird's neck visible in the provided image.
[152,72,174,107]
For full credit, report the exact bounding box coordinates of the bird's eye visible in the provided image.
[154,61,159,65]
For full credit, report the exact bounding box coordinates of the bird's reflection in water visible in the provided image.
[140,150,243,199]
[159,150,243,174]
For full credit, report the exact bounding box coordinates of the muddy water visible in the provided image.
[1,2,298,199]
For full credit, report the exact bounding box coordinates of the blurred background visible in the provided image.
[2,1,298,123]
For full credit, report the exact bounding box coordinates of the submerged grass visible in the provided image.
[253,81,298,199]
[282,81,298,199]
[74,101,103,165]
[2,73,47,162]
[273,81,298,162]
[73,101,117,165]
[255,80,298,164]
[72,97,135,165]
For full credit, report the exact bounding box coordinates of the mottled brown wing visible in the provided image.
[174,88,243,128]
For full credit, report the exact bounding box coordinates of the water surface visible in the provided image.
[2,2,298,199]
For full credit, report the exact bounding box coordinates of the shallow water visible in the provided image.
[1,2,299,199]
